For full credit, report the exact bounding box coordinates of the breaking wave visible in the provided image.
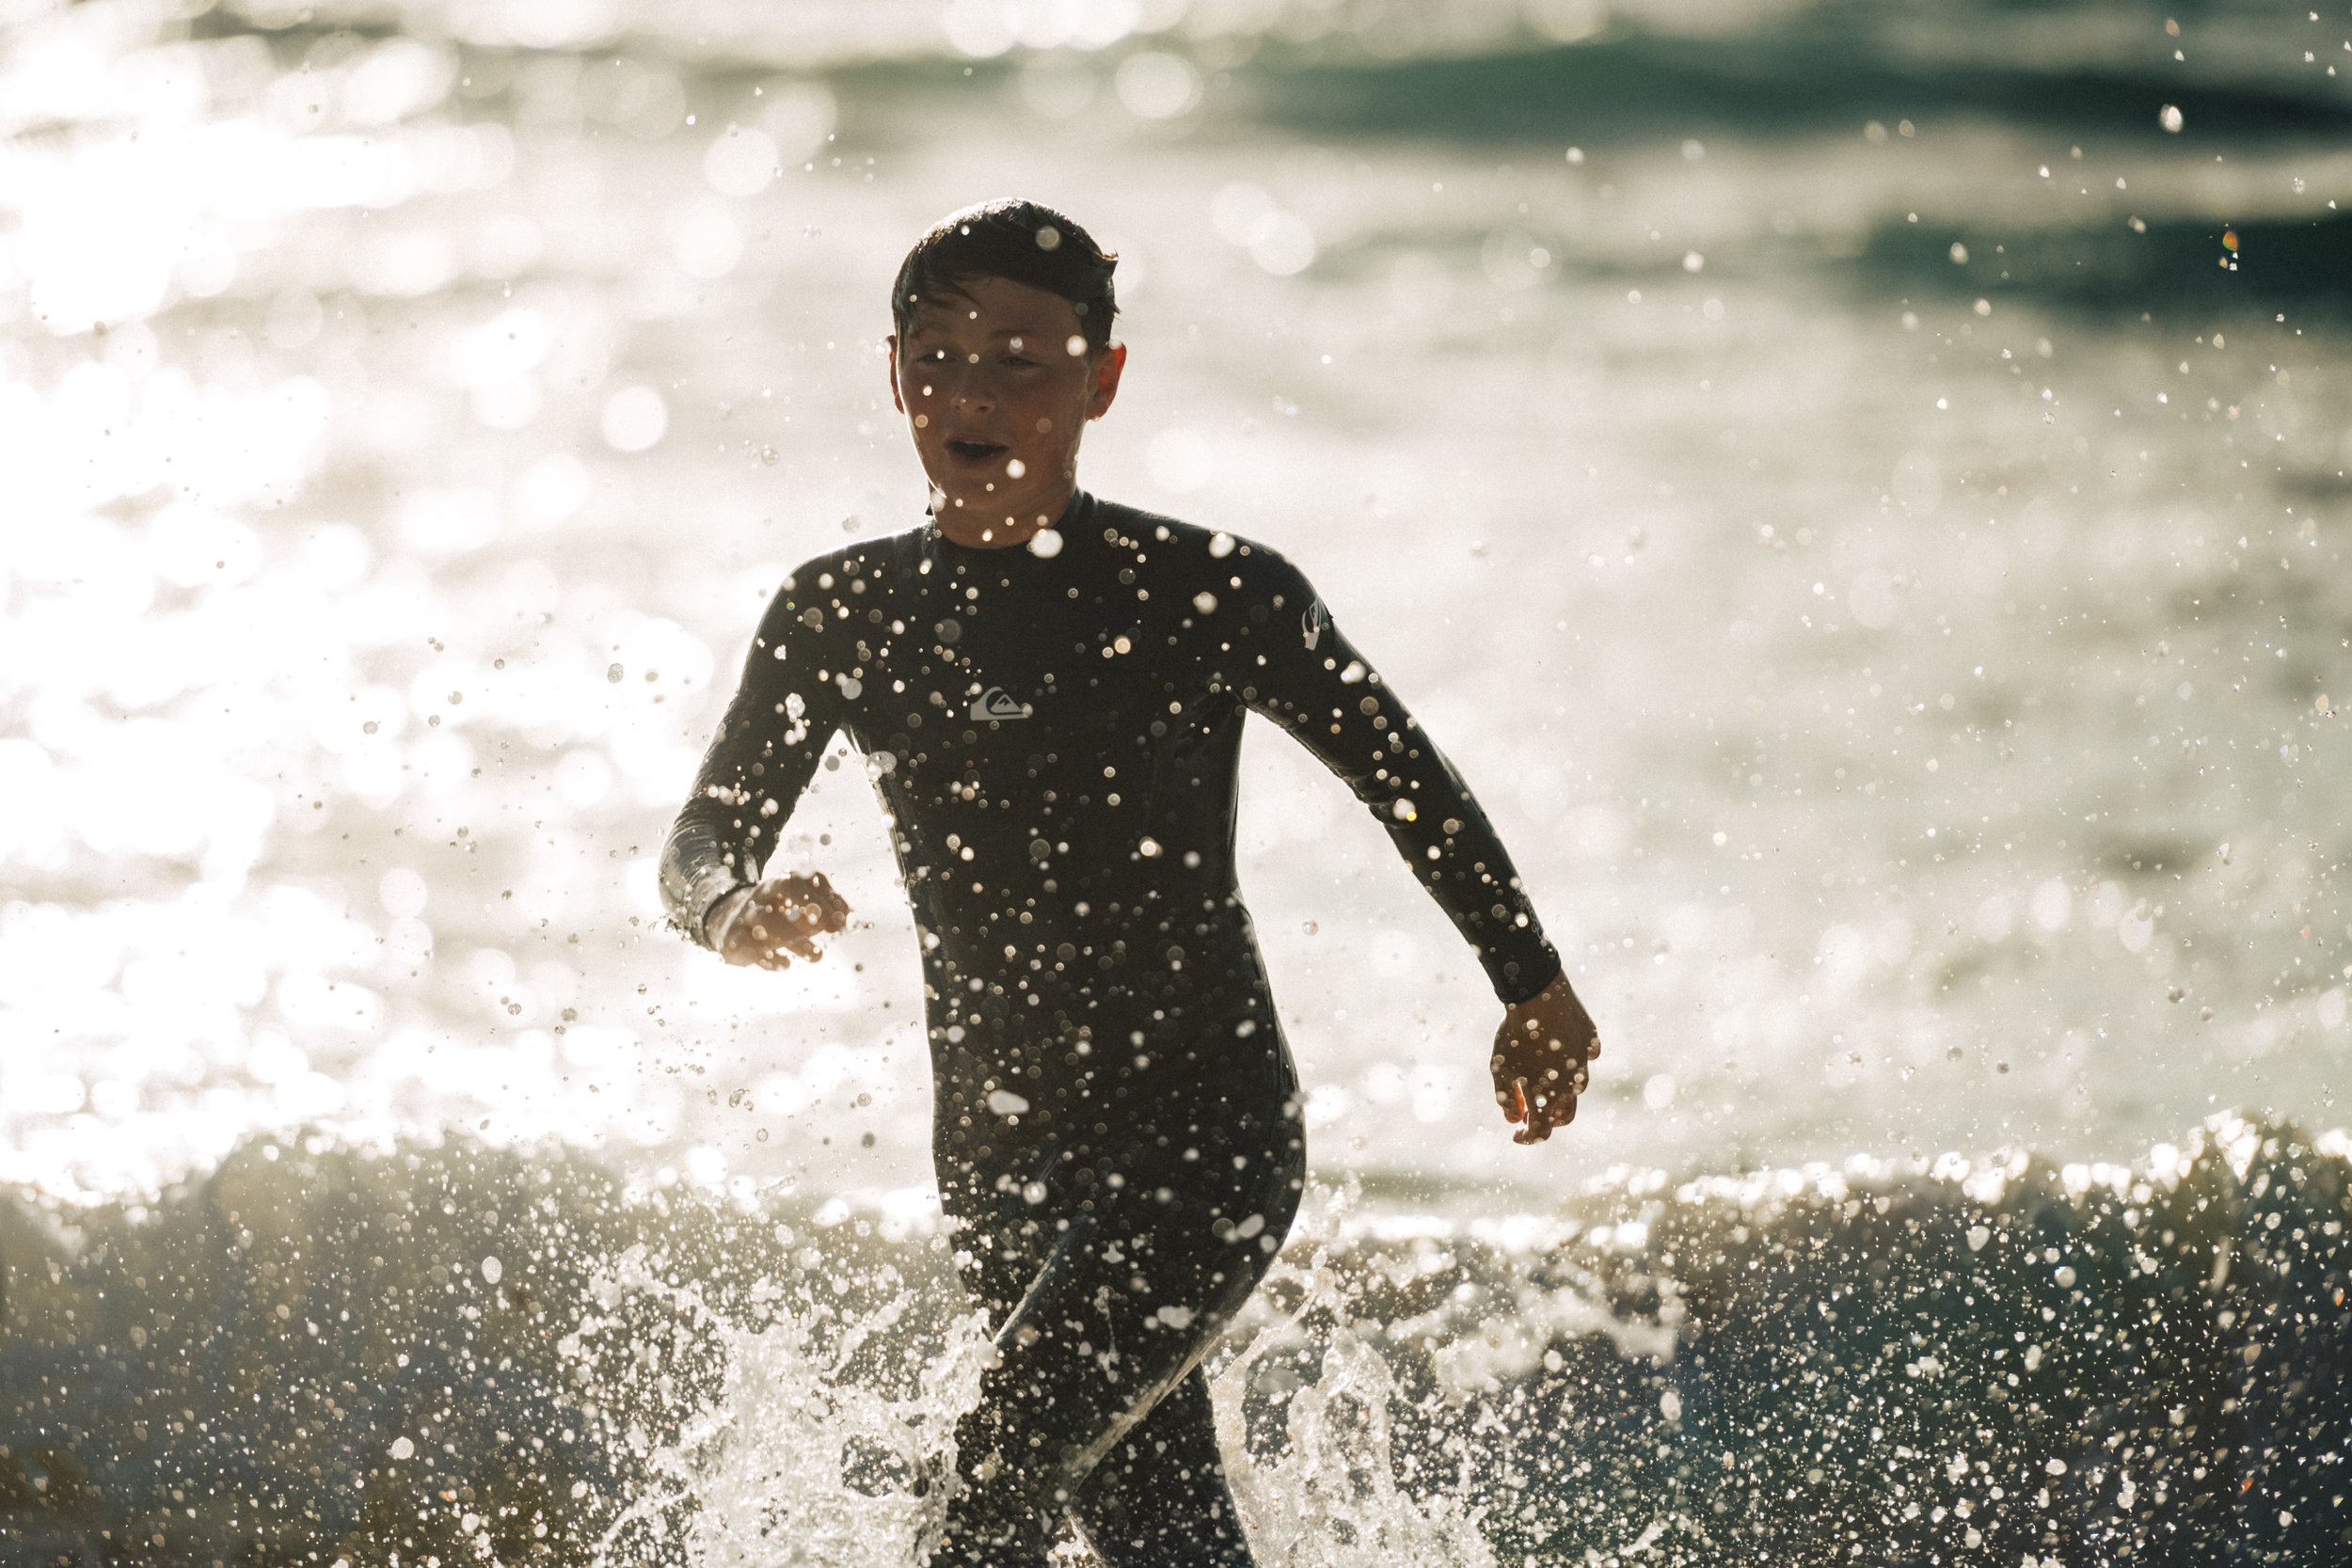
[6,1112,2348,1563]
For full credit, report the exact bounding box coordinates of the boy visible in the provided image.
[660,199,1600,1567]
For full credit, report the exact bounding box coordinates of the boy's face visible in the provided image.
[888,273,1125,545]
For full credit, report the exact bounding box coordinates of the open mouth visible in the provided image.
[945,437,1009,465]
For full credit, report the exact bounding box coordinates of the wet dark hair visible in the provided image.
[891,198,1120,354]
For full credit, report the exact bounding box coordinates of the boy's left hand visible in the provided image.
[1490,974,1599,1145]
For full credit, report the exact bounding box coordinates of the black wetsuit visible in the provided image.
[660,491,1559,1566]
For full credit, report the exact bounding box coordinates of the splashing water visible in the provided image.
[19,1117,2339,1561]
[595,1265,993,1568]
[1210,1211,1502,1568]
[592,1180,1499,1568]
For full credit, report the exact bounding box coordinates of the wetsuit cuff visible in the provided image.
[686,876,751,950]
[1493,942,1564,1006]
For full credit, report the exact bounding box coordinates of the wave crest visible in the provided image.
[4,1113,2346,1561]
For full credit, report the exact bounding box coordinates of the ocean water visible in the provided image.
[3,0,2350,1559]
[8,1117,2350,1561]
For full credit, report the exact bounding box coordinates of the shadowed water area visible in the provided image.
[3,0,2350,1559]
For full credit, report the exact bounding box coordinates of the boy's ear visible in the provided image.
[884,335,905,415]
[1086,342,1127,420]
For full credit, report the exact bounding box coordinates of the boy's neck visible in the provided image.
[930,482,1084,549]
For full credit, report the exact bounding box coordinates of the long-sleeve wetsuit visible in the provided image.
[660,490,1560,1566]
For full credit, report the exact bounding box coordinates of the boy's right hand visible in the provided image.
[708,872,850,969]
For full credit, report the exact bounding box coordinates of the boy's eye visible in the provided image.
[1004,355,1037,368]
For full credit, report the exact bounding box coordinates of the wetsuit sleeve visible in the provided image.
[659,575,848,948]
[1232,552,1564,1005]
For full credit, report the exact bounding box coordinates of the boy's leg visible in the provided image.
[950,1190,1239,1490]
[1067,1367,1255,1568]
[930,1191,1217,1568]
[935,1142,1295,1563]
[929,1157,1069,1568]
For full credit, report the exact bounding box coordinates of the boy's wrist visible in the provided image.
[1496,944,1565,1007]
[701,883,755,950]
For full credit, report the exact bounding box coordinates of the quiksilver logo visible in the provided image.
[970,687,1032,721]
[1301,603,1327,651]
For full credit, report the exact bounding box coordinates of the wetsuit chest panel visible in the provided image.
[845,538,1243,914]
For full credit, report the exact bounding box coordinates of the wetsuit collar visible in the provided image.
[926,488,1097,557]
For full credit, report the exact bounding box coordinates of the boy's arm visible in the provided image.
[1232,548,1597,1142]
[660,577,848,949]
[1232,550,1563,1003]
